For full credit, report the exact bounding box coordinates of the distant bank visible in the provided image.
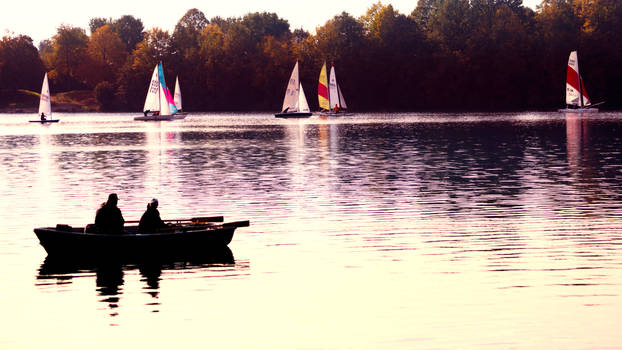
[0,89,98,113]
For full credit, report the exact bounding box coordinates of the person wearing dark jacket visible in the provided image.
[94,193,125,234]
[139,198,167,233]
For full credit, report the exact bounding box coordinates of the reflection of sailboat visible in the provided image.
[29,73,59,123]
[275,61,312,118]
[558,51,600,113]
[135,62,185,121]
[317,62,352,116]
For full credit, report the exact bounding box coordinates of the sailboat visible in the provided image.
[275,61,312,118]
[29,73,59,123]
[172,76,188,118]
[558,51,600,113]
[135,62,184,121]
[317,62,352,116]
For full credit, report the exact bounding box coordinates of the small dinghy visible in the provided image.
[29,73,60,123]
[34,216,249,259]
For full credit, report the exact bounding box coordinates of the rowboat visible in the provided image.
[34,216,249,259]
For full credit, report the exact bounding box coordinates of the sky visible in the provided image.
[3,0,542,45]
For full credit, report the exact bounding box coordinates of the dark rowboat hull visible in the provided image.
[34,225,235,258]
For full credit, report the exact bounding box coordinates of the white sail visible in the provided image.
[298,82,310,113]
[174,76,182,111]
[328,65,340,110]
[143,65,160,112]
[38,73,52,117]
[337,84,347,109]
[282,61,300,112]
[565,51,591,107]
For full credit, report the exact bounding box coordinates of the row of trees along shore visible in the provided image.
[1,0,622,112]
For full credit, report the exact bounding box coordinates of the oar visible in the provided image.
[220,220,250,228]
[125,216,224,224]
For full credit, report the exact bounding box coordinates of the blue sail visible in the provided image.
[158,62,178,114]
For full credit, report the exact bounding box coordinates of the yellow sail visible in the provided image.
[318,62,330,110]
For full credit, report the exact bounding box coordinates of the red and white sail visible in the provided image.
[565,51,591,107]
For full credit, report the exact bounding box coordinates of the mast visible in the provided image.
[577,53,584,108]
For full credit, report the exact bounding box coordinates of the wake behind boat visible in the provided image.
[558,51,600,113]
[34,216,249,259]
[29,73,59,123]
[135,62,185,121]
[275,61,312,118]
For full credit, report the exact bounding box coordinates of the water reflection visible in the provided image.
[36,247,236,319]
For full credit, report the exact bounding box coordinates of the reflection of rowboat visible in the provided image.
[37,245,235,278]
[34,217,249,258]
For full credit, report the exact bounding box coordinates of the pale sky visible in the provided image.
[4,0,541,45]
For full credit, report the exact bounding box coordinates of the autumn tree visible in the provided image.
[86,24,127,87]
[46,25,90,91]
[116,28,174,109]
[171,8,209,110]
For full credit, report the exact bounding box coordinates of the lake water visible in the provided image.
[1,112,621,349]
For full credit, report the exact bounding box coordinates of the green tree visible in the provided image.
[89,17,112,34]
[112,15,145,52]
[0,34,45,91]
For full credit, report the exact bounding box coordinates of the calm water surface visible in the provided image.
[1,112,621,349]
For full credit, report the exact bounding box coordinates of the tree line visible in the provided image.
[1,0,621,112]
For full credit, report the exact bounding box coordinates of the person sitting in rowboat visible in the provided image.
[94,193,125,234]
[40,113,46,121]
[139,198,168,233]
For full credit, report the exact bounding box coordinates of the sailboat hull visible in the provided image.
[29,119,60,123]
[275,112,312,118]
[134,114,176,121]
[558,108,598,113]
[316,111,354,117]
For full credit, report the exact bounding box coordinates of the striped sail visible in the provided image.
[565,51,591,107]
[158,62,178,114]
[318,62,329,110]
[38,73,52,117]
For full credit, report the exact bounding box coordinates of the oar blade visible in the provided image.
[222,220,250,228]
